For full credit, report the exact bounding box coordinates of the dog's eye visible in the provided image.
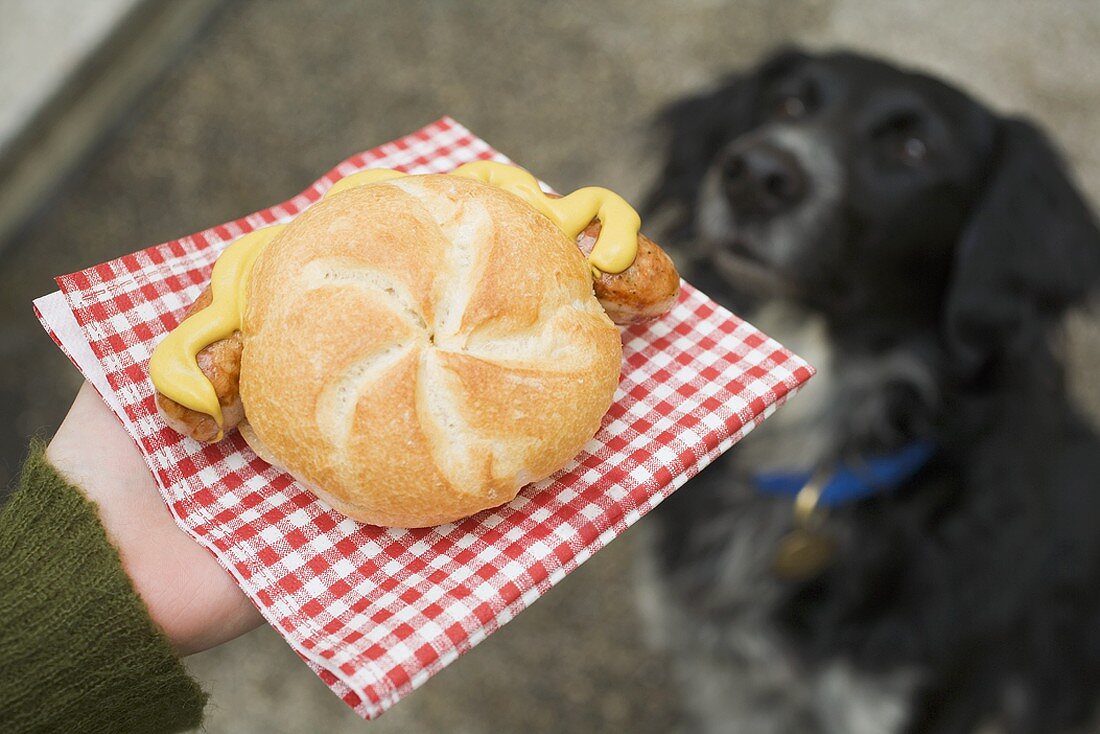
[769,80,818,121]
[872,112,931,167]
[774,95,808,120]
[898,136,928,164]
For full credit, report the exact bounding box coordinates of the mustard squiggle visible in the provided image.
[150,161,642,430]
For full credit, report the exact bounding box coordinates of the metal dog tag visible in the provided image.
[773,528,836,581]
[772,469,836,582]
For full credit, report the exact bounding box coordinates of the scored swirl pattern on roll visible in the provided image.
[239,174,622,526]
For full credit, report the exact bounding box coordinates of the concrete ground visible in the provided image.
[3,1,1099,731]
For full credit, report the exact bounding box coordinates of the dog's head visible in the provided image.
[648,48,1100,377]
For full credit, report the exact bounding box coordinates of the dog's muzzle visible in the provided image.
[718,141,809,217]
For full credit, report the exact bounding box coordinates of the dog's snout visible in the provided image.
[721,143,808,215]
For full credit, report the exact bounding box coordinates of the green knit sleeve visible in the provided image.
[0,443,207,733]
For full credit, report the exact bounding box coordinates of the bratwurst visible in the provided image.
[155,226,679,442]
[579,222,680,325]
[155,287,245,442]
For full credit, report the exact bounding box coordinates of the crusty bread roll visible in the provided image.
[238,174,622,527]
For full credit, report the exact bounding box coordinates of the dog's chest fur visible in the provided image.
[638,300,921,734]
[736,301,836,472]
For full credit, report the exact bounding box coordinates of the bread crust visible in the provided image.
[239,174,622,527]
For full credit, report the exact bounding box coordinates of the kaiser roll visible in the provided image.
[238,174,622,527]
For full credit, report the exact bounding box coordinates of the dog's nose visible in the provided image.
[720,143,807,214]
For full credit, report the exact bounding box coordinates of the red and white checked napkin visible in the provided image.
[34,117,813,718]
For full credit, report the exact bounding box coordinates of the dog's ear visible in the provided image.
[944,119,1100,379]
[643,47,810,239]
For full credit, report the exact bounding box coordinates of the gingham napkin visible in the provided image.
[33,118,813,718]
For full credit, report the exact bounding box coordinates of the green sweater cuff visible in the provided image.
[0,443,207,733]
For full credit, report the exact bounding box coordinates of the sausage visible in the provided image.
[155,215,679,441]
[577,222,681,325]
[542,193,680,324]
[154,286,245,442]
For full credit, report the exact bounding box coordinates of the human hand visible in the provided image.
[47,382,263,655]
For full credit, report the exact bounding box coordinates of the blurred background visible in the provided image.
[2,1,1098,731]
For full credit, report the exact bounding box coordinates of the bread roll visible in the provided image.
[239,174,622,527]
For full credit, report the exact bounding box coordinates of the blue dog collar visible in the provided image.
[753,441,936,508]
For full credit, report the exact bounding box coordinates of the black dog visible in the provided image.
[639,49,1100,734]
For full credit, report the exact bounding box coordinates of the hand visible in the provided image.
[47,382,264,655]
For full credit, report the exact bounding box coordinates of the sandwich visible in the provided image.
[150,161,679,527]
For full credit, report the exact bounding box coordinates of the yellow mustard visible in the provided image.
[321,162,640,274]
[323,167,408,197]
[150,161,641,430]
[449,161,640,275]
[148,224,285,436]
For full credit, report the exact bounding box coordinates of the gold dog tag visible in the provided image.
[773,529,836,581]
[772,469,836,582]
